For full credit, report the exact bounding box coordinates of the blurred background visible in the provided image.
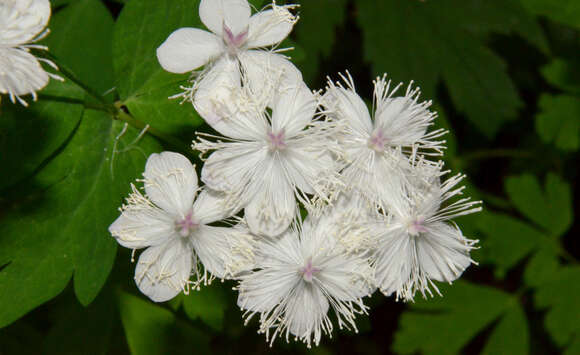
[0,0,578,354]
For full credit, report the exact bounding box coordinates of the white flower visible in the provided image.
[371,170,481,302]
[237,215,374,347]
[194,81,341,237]
[0,0,61,106]
[321,72,447,211]
[109,151,254,302]
[156,0,301,109]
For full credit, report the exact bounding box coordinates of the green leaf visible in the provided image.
[523,248,560,288]
[458,0,549,54]
[505,173,573,236]
[356,0,524,138]
[45,0,115,97]
[118,291,210,355]
[248,0,265,8]
[535,267,580,350]
[393,282,526,355]
[481,303,529,355]
[476,212,544,277]
[42,291,115,354]
[122,71,202,138]
[294,0,348,83]
[564,336,580,355]
[0,110,161,326]
[113,0,204,134]
[520,0,580,29]
[542,59,580,95]
[0,80,84,191]
[182,284,229,331]
[535,94,580,151]
[71,111,163,305]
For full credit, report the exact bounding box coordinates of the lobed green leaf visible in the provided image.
[535,95,580,151]
[535,267,580,350]
[356,0,529,138]
[393,282,526,355]
[504,173,573,237]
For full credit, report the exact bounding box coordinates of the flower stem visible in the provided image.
[39,51,109,105]
[460,149,533,162]
[113,102,193,154]
[40,51,194,156]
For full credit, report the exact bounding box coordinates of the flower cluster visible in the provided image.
[0,0,61,106]
[109,0,482,348]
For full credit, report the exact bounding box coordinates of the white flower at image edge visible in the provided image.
[237,215,374,347]
[109,151,253,302]
[156,0,300,107]
[0,0,61,106]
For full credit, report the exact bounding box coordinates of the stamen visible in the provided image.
[368,129,387,152]
[267,130,287,152]
[407,217,427,236]
[300,258,320,282]
[175,211,199,237]
[223,24,248,53]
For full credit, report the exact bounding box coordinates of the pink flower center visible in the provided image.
[300,259,321,283]
[267,131,287,152]
[223,24,248,53]
[368,129,388,152]
[175,211,199,237]
[407,218,427,236]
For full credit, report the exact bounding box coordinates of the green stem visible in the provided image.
[460,149,533,162]
[39,50,194,156]
[113,102,192,154]
[40,51,110,105]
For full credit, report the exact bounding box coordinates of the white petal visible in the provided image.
[237,228,301,313]
[323,86,373,136]
[417,222,474,283]
[0,48,49,97]
[143,152,198,216]
[238,50,303,107]
[201,144,266,196]
[109,205,174,250]
[245,162,296,236]
[192,225,254,279]
[237,268,299,313]
[193,58,271,140]
[286,284,330,344]
[271,83,316,137]
[192,189,238,224]
[156,28,222,74]
[0,0,51,46]
[193,57,241,126]
[247,7,296,48]
[375,96,428,145]
[134,240,192,302]
[317,258,375,301]
[199,0,251,37]
[281,144,336,195]
[340,149,410,212]
[374,228,412,296]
